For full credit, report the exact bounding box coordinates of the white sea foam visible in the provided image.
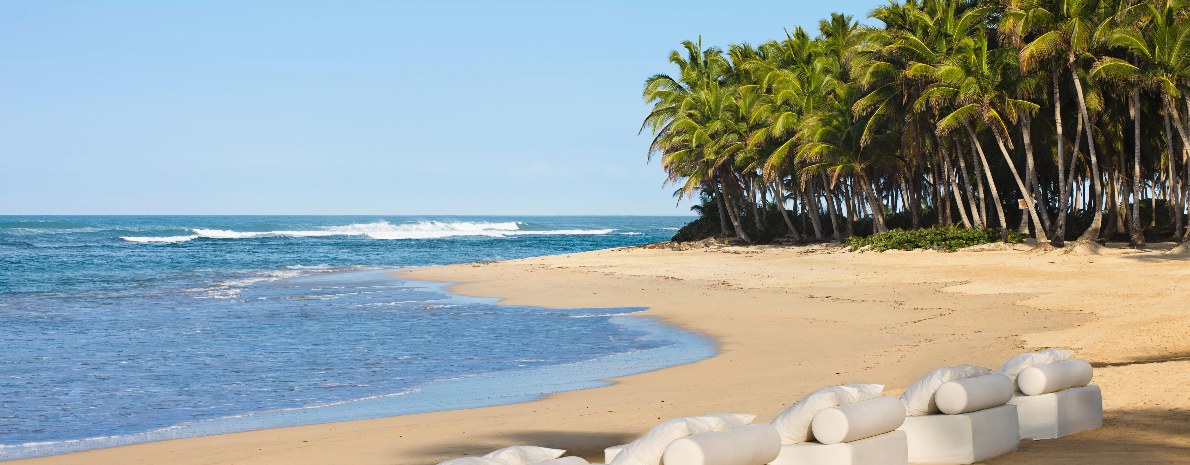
[120,235,199,243]
[121,221,616,243]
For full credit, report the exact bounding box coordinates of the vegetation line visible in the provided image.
[643,0,1190,248]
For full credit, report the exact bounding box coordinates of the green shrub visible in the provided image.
[846,227,1023,252]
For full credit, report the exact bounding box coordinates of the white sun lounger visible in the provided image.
[896,373,1020,464]
[998,356,1103,440]
[897,404,1019,464]
[770,430,908,465]
[1007,358,1102,441]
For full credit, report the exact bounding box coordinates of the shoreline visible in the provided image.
[13,243,1190,464]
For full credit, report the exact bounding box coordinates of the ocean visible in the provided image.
[0,216,712,459]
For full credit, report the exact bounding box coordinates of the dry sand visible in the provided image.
[16,243,1190,464]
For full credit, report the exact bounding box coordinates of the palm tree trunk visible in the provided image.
[941,140,973,228]
[941,157,954,226]
[928,157,942,225]
[745,178,764,232]
[1107,168,1122,237]
[1058,108,1084,245]
[908,163,922,229]
[773,178,802,240]
[931,159,947,226]
[954,138,982,228]
[802,185,824,239]
[758,180,769,225]
[964,123,1008,239]
[821,173,843,242]
[1129,89,1145,247]
[970,141,989,227]
[990,126,1049,243]
[1162,94,1190,239]
[859,171,889,234]
[1165,108,1177,231]
[841,180,856,238]
[713,180,729,237]
[1071,66,1104,242]
[1020,112,1054,236]
[721,174,752,242]
[1052,66,1068,245]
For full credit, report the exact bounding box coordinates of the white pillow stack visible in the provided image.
[608,413,756,465]
[899,365,990,416]
[995,349,1075,391]
[437,446,567,465]
[770,384,885,444]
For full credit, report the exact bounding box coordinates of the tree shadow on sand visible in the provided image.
[984,408,1190,464]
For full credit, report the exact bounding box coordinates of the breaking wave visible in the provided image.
[120,221,613,243]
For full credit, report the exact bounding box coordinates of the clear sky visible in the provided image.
[1,1,885,215]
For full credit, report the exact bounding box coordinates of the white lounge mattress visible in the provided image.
[768,430,908,465]
[1008,384,1103,440]
[896,404,1019,464]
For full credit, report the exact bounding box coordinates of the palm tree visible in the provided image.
[641,0,1190,248]
[1092,0,1190,246]
[1016,0,1113,243]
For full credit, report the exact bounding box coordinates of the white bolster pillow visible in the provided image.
[1018,359,1093,396]
[661,423,780,465]
[809,396,905,445]
[935,373,1014,414]
[539,458,590,465]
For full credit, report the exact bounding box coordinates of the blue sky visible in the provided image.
[1,1,884,215]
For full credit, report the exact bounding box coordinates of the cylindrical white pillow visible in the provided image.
[935,373,1014,415]
[1017,359,1093,396]
[660,424,781,465]
[809,396,905,445]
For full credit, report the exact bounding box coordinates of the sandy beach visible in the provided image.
[15,243,1190,464]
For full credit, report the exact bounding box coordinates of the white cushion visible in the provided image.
[484,446,566,464]
[769,430,908,465]
[896,404,1020,464]
[771,384,884,444]
[701,412,757,430]
[1017,359,1093,396]
[810,396,906,445]
[604,445,624,463]
[996,349,1074,386]
[661,423,781,465]
[612,415,736,465]
[934,373,1013,415]
[610,419,690,465]
[900,366,990,416]
[1008,384,1103,440]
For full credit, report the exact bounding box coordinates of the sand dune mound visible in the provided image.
[1168,242,1190,255]
[1058,241,1103,255]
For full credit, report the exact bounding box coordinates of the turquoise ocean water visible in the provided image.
[0,216,712,459]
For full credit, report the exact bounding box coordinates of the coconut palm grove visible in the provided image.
[644,0,1190,250]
